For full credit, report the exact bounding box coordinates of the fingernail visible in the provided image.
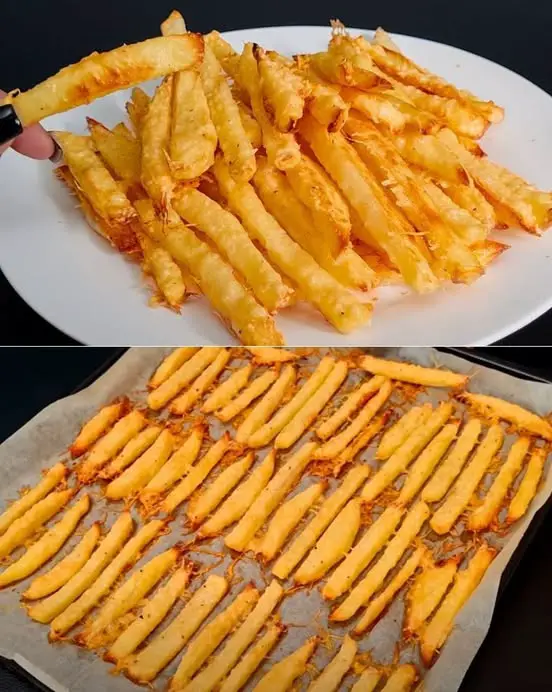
[0,104,23,147]
[48,135,63,163]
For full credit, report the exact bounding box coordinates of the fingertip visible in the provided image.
[11,124,56,160]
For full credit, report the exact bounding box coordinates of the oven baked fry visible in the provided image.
[351,667,382,692]
[102,425,163,479]
[377,404,432,460]
[170,350,231,415]
[360,355,468,388]
[126,87,150,133]
[253,636,319,692]
[507,446,548,523]
[150,348,200,388]
[202,365,253,413]
[247,348,299,364]
[391,132,468,185]
[87,118,141,183]
[70,403,126,457]
[216,370,279,423]
[334,414,389,473]
[307,635,357,692]
[380,664,418,692]
[257,47,307,132]
[405,557,458,635]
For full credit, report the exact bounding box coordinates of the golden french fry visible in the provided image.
[236,365,296,444]
[102,425,163,479]
[421,545,495,666]
[362,402,453,502]
[296,60,349,131]
[273,464,370,579]
[360,355,468,388]
[377,404,433,460]
[468,436,531,530]
[380,664,418,692]
[87,118,141,183]
[247,347,299,364]
[254,636,318,692]
[372,27,403,52]
[199,453,275,537]
[351,667,382,692]
[4,35,203,126]
[276,361,349,449]
[124,574,228,683]
[160,9,187,34]
[391,132,468,185]
[27,513,134,623]
[344,87,437,133]
[170,349,231,415]
[259,482,326,562]
[334,414,389,473]
[237,100,263,148]
[405,557,458,635]
[295,498,361,584]
[70,402,127,458]
[169,584,259,690]
[307,635,357,692]
[138,230,187,309]
[257,47,307,132]
[106,565,192,663]
[150,348,200,388]
[439,180,497,230]
[248,357,335,448]
[184,580,283,692]
[126,87,150,133]
[202,364,253,413]
[216,370,279,423]
[322,505,404,600]
[204,31,241,80]
[0,463,67,536]
[421,419,482,503]
[226,442,317,552]
[187,452,255,526]
[507,446,548,523]
[330,501,430,621]
[163,433,233,514]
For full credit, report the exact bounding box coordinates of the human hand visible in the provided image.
[0,89,58,160]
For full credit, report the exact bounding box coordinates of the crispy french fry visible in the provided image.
[380,664,418,692]
[257,47,307,132]
[163,433,233,514]
[78,410,147,482]
[202,365,253,413]
[362,402,453,503]
[169,584,259,690]
[217,371,279,423]
[307,635,357,692]
[421,545,495,666]
[360,355,468,388]
[391,132,468,185]
[295,498,361,584]
[106,564,192,663]
[344,88,437,133]
[126,87,150,133]
[101,425,163,479]
[236,365,296,444]
[330,502,430,621]
[226,442,317,552]
[334,414,389,473]
[507,446,548,523]
[258,482,326,562]
[187,452,255,526]
[430,424,504,534]
[351,667,382,692]
[315,380,393,459]
[238,100,263,148]
[297,61,349,131]
[77,547,177,648]
[372,27,403,52]
[4,35,203,126]
[124,574,228,683]
[204,30,241,80]
[219,622,285,692]
[138,231,187,309]
[87,118,141,183]
[0,463,67,536]
[273,465,370,579]
[308,42,379,90]
[160,9,187,34]
[322,505,404,600]
[248,357,335,448]
[0,495,90,588]
[170,350,231,415]
[422,419,482,503]
[27,513,134,623]
[405,557,458,635]
[317,375,387,441]
[199,452,275,537]
[398,422,459,505]
[439,180,497,230]
[247,347,299,364]
[377,404,433,460]
[468,436,531,530]
[150,348,200,388]
[353,546,425,635]
[184,580,283,692]
[70,402,126,458]
[254,636,318,692]
[276,361,349,449]
[105,429,174,500]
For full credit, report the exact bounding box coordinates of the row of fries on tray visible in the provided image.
[5,10,552,343]
[0,349,550,690]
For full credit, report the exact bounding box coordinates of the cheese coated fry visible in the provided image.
[316,376,387,441]
[259,482,325,562]
[322,506,404,600]
[362,402,453,503]
[102,425,163,479]
[226,442,317,551]
[253,636,318,692]
[169,584,259,690]
[360,355,468,388]
[405,557,458,634]
[248,356,335,448]
[187,452,255,526]
[430,425,504,534]
[27,513,134,623]
[106,565,192,663]
[307,635,357,692]
[148,348,223,411]
[23,523,101,600]
[70,402,126,457]
[351,667,382,692]
[125,574,228,683]
[335,414,389,472]
[202,365,253,413]
[421,545,495,666]
[217,370,279,423]
[150,348,200,388]
[295,498,361,584]
[170,350,232,415]
[236,365,296,443]
[380,664,418,692]
[0,463,67,536]
[0,495,90,588]
[200,453,275,537]
[247,348,299,364]
[273,465,370,579]
[507,446,548,523]
[377,404,432,460]
[331,502,430,621]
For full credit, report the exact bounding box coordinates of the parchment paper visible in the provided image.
[0,347,551,692]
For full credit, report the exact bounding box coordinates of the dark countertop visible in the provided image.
[1,346,552,690]
[1,0,552,345]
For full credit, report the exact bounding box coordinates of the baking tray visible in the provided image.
[1,347,551,691]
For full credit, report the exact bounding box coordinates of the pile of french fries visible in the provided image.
[5,11,551,344]
[0,347,550,690]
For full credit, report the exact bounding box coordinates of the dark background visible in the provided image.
[1,0,552,344]
[2,346,552,691]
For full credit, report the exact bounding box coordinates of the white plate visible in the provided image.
[1,25,552,346]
